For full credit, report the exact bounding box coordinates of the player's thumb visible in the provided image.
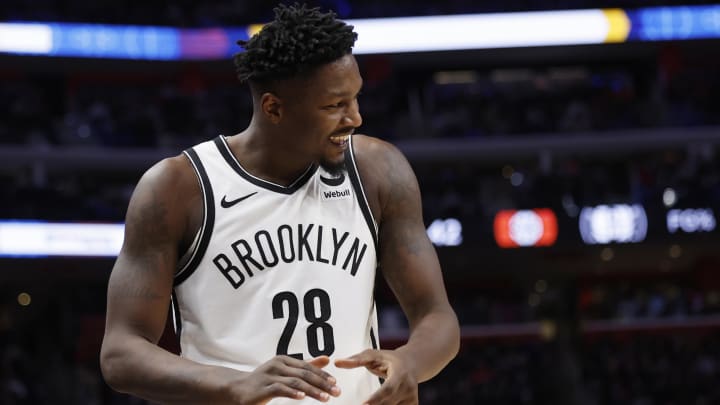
[308,355,331,368]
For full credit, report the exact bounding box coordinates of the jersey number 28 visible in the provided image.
[272,289,335,360]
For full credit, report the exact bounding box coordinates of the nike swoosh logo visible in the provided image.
[220,192,258,208]
[320,173,345,187]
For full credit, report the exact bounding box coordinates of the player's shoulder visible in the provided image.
[351,134,409,173]
[350,134,417,220]
[135,152,199,198]
[352,134,401,157]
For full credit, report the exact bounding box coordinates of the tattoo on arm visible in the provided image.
[110,186,179,302]
[126,188,174,256]
[381,156,429,257]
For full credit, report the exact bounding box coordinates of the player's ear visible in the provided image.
[260,92,282,124]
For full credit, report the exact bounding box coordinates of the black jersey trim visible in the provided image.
[370,326,378,350]
[171,290,182,352]
[214,135,317,195]
[370,325,384,385]
[345,136,379,252]
[175,148,215,286]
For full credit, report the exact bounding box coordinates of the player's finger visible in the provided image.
[308,356,338,386]
[334,357,362,368]
[308,355,331,369]
[276,376,337,402]
[261,381,308,402]
[334,349,376,368]
[363,381,399,405]
[280,355,336,382]
[336,353,389,378]
[282,364,341,397]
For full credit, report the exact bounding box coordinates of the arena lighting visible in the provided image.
[667,208,716,234]
[0,221,124,257]
[494,209,558,248]
[0,11,625,58]
[631,5,720,41]
[1,5,719,60]
[0,23,52,54]
[579,204,648,244]
[426,218,463,247]
[350,9,628,53]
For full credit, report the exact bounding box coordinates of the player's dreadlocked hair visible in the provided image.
[233,3,357,85]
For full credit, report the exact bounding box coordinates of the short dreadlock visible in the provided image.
[233,3,358,85]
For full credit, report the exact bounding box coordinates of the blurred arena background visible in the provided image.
[2,1,720,404]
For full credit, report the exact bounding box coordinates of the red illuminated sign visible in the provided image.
[494,209,558,248]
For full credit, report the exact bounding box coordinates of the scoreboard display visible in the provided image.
[424,205,717,249]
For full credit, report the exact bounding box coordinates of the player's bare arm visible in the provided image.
[100,155,339,404]
[336,135,461,404]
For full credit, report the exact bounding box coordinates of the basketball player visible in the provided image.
[100,4,459,404]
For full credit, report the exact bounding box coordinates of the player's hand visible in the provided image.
[335,349,418,405]
[231,355,341,404]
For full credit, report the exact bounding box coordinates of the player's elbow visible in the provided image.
[444,307,461,360]
[100,338,132,393]
[450,311,461,359]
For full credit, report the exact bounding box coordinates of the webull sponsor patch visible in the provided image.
[322,188,352,200]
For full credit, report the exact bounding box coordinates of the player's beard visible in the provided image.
[320,158,346,177]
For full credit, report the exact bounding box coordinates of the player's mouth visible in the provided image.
[329,134,350,147]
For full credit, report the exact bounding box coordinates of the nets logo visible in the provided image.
[494,209,558,248]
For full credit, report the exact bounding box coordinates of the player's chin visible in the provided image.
[319,154,346,176]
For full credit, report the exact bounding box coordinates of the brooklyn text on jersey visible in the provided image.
[213,223,369,289]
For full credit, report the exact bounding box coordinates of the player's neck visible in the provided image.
[226,127,315,187]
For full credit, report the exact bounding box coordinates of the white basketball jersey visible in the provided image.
[172,135,381,404]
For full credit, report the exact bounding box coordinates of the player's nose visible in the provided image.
[344,99,362,129]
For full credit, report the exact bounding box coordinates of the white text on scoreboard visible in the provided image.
[579,204,648,244]
[667,208,716,234]
[427,218,463,247]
